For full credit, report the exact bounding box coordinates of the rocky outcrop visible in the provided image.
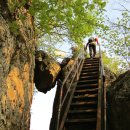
[107,70,130,130]
[34,50,61,93]
[0,1,35,130]
[58,57,74,80]
[104,66,117,87]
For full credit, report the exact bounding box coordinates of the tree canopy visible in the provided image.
[102,51,127,75]
[7,0,129,69]
[29,0,107,45]
[100,1,130,68]
[103,11,130,66]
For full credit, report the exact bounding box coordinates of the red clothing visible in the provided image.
[95,37,98,42]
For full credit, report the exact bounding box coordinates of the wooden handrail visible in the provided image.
[61,59,83,107]
[96,44,106,130]
[56,49,85,130]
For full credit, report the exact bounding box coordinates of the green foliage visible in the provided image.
[102,51,127,75]
[101,11,130,66]
[8,0,29,13]
[8,0,29,35]
[29,0,107,46]
[8,0,108,59]
[9,21,19,35]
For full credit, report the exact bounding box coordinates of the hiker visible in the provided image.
[86,37,99,58]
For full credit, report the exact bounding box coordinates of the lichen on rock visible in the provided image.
[0,1,35,130]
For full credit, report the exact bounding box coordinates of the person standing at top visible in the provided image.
[86,37,99,59]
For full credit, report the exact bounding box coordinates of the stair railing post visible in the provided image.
[98,44,106,130]
[56,80,63,130]
[76,59,79,80]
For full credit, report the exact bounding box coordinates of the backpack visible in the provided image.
[88,37,94,42]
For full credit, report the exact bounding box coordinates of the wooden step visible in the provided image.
[82,66,99,69]
[84,62,99,65]
[79,75,98,80]
[83,63,99,67]
[73,94,98,99]
[69,109,97,114]
[65,120,96,130]
[72,94,98,102]
[78,79,98,85]
[71,101,97,107]
[66,118,96,123]
[84,58,99,61]
[65,125,96,130]
[81,69,99,73]
[85,58,99,61]
[80,71,99,76]
[68,109,97,119]
[82,66,99,70]
[74,88,98,95]
[81,69,99,75]
[76,83,98,90]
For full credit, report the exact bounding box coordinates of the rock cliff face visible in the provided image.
[104,66,117,87]
[0,1,35,130]
[107,70,130,130]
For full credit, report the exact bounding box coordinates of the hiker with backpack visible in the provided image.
[86,37,99,59]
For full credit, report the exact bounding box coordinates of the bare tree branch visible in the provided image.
[107,19,130,30]
[118,3,130,12]
[112,8,130,12]
[123,0,130,3]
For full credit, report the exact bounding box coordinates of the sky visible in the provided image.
[105,0,130,20]
[30,87,56,130]
[30,1,130,130]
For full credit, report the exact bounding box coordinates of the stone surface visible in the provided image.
[104,66,117,87]
[0,1,35,130]
[107,70,130,130]
[34,50,61,93]
[58,57,74,80]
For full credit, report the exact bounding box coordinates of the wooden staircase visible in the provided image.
[64,58,99,130]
